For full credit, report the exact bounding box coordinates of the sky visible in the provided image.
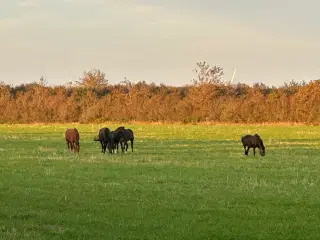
[0,0,319,87]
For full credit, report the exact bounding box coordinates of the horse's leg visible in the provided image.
[109,142,113,154]
[70,142,75,153]
[253,147,256,156]
[75,142,80,153]
[100,141,104,153]
[74,142,78,153]
[69,141,72,152]
[105,141,109,154]
[103,141,107,154]
[70,141,74,152]
[73,141,79,153]
[246,146,250,155]
[120,141,125,153]
[131,140,133,152]
[111,141,116,153]
[113,142,117,153]
[119,142,122,153]
[106,142,109,153]
[69,142,73,152]
[125,141,128,152]
[111,141,115,154]
[244,145,249,155]
[102,142,105,154]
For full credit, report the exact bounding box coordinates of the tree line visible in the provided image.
[0,62,318,124]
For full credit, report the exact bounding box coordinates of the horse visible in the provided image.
[123,128,134,152]
[109,126,126,153]
[65,128,80,153]
[109,126,135,153]
[94,127,112,154]
[241,134,265,156]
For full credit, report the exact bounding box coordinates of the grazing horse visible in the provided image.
[94,127,112,154]
[241,134,265,156]
[65,128,80,153]
[109,126,126,153]
[109,126,135,153]
[123,128,134,152]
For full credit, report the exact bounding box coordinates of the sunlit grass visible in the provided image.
[0,124,319,239]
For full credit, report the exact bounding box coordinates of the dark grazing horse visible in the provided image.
[109,126,134,153]
[241,134,265,156]
[123,128,134,152]
[109,126,126,153]
[65,128,80,153]
[94,127,112,154]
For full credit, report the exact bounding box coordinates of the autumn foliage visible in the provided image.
[0,64,318,124]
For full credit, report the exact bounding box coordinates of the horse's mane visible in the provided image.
[114,126,125,131]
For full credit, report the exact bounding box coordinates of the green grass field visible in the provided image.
[0,123,320,239]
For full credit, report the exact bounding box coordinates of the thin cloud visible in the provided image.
[62,0,106,5]
[132,5,162,14]
[0,18,23,30]
[18,0,38,7]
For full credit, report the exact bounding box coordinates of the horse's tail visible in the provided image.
[93,136,100,141]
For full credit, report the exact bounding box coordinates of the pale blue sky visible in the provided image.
[0,0,319,86]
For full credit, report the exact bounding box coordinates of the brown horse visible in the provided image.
[65,128,80,153]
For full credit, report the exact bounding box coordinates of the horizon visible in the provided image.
[1,0,319,87]
[0,75,312,88]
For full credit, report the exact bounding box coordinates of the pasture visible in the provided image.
[0,123,320,239]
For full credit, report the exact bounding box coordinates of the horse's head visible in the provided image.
[260,147,265,156]
[254,134,265,156]
[74,141,80,153]
[258,139,265,156]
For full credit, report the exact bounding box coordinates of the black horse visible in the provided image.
[123,128,134,152]
[241,134,265,156]
[109,126,126,153]
[109,126,134,153]
[108,130,117,153]
[94,127,112,154]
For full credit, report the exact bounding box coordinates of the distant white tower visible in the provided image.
[231,69,237,84]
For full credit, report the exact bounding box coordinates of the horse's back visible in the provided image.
[125,129,134,140]
[65,128,80,142]
[114,126,125,132]
[241,135,252,145]
[241,134,263,147]
[99,127,111,141]
[113,127,126,141]
[99,127,110,134]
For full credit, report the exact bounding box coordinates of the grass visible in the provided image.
[0,123,320,239]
